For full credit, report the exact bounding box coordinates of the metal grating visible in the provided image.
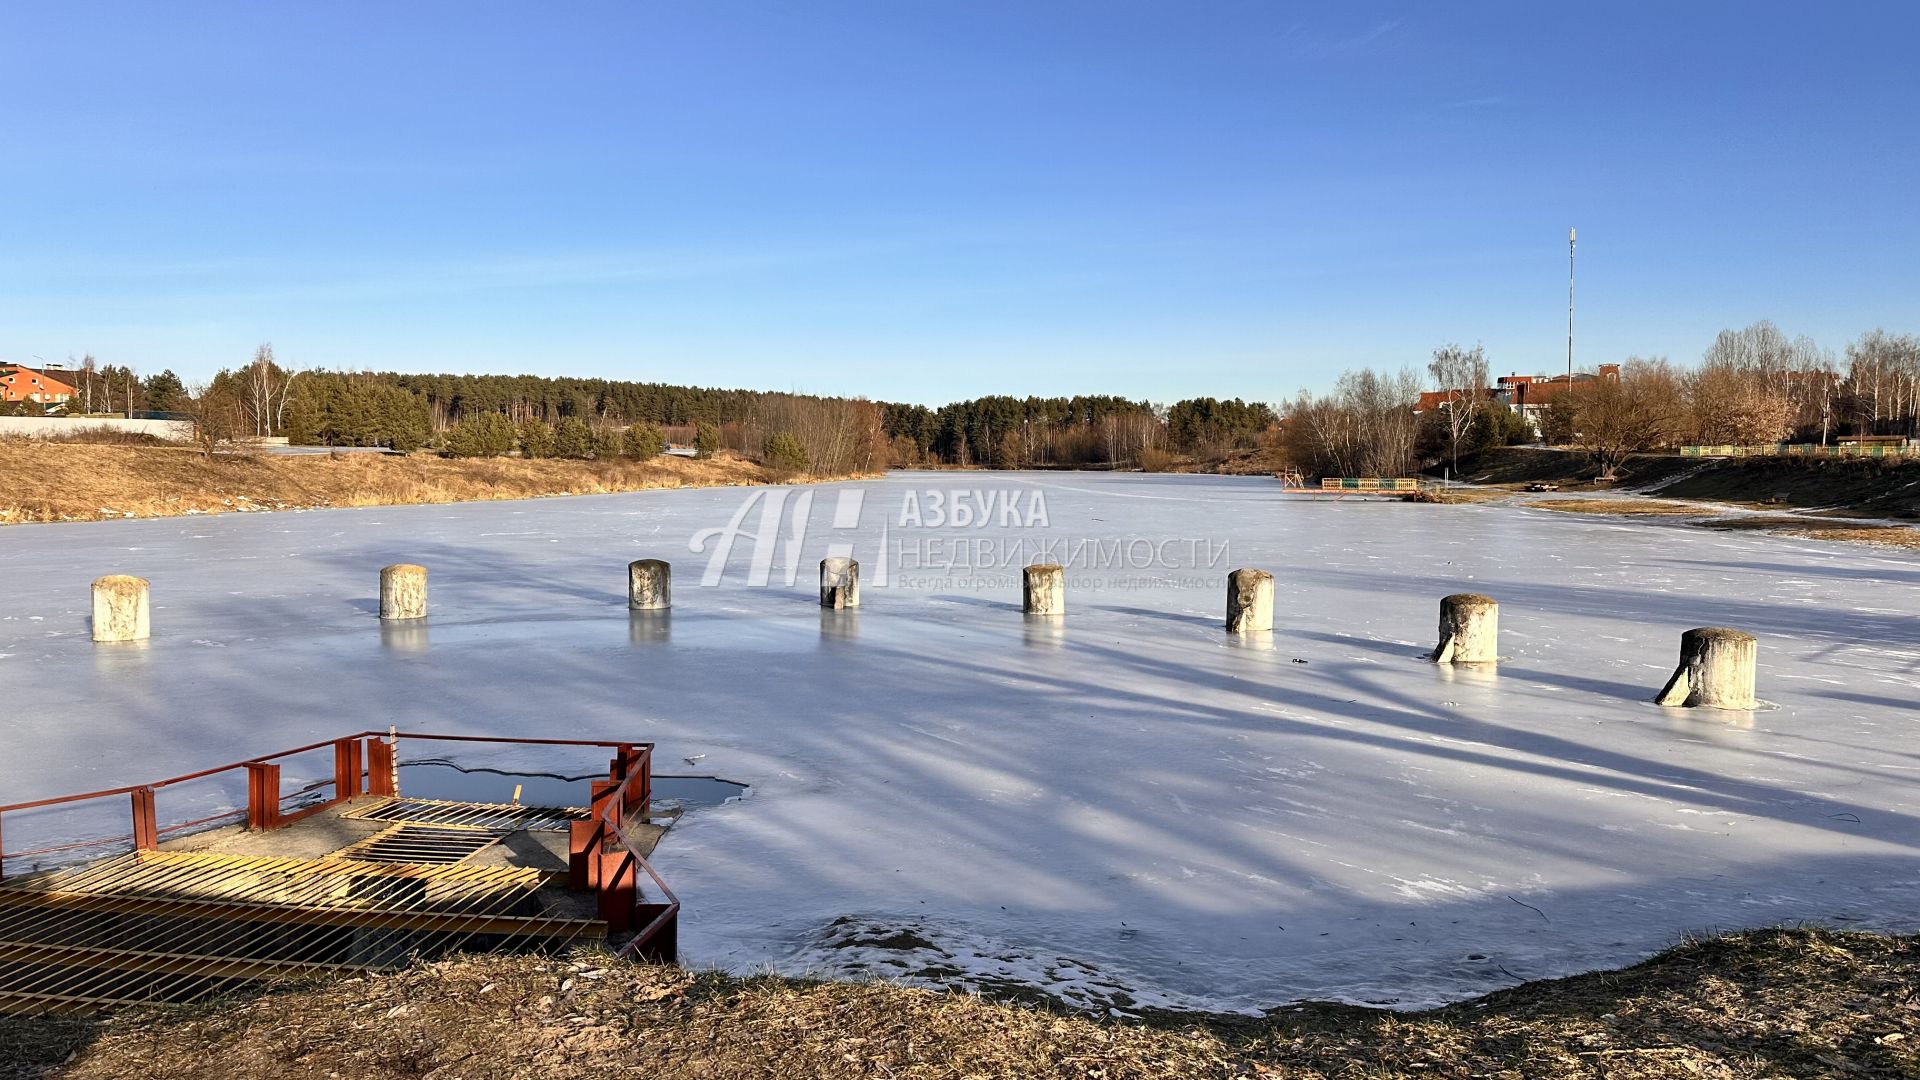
[0,850,603,1015]
[0,732,677,1015]
[341,797,588,832]
[328,824,502,866]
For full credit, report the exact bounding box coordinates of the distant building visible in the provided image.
[1415,364,1621,435]
[0,364,78,408]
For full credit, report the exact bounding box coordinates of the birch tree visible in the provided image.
[1426,343,1489,473]
[242,343,298,438]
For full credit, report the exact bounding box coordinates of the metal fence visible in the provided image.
[1318,477,1423,491]
[1680,443,1920,459]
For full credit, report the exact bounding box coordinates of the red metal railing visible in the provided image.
[568,744,678,963]
[0,731,679,962]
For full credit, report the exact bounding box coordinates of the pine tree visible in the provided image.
[446,413,517,457]
[520,420,556,459]
[763,430,809,471]
[625,423,666,458]
[554,416,595,459]
[142,370,187,412]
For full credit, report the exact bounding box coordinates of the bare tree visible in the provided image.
[1846,330,1920,438]
[185,382,246,458]
[242,343,298,438]
[1280,367,1423,478]
[77,354,97,414]
[1568,358,1681,478]
[1427,343,1489,473]
[1690,322,1834,443]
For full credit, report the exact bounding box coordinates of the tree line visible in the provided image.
[1543,323,1920,477]
[178,362,890,475]
[1281,322,1920,481]
[171,361,1286,475]
[880,394,1275,468]
[45,317,1917,479]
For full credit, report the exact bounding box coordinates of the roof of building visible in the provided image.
[0,364,78,385]
[1414,365,1623,413]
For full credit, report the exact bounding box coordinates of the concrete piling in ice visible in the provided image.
[628,559,671,611]
[1022,563,1065,616]
[1225,568,1274,633]
[1655,627,1758,709]
[820,557,860,609]
[379,564,428,621]
[91,575,150,643]
[1429,593,1498,664]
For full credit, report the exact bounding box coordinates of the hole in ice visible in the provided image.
[397,761,748,810]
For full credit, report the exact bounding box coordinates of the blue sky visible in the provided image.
[3,2,1916,404]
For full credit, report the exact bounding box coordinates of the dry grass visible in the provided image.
[1404,487,1507,504]
[1705,517,1920,550]
[0,442,867,525]
[1519,497,1920,548]
[1133,447,1178,473]
[6,928,1915,1079]
[1524,498,1709,516]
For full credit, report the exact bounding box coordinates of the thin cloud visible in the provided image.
[1291,17,1407,59]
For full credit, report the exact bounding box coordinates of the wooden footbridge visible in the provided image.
[0,732,677,1015]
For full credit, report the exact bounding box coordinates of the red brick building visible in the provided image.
[1416,364,1621,435]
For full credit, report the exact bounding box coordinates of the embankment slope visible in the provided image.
[1456,447,1920,518]
[0,443,846,525]
[7,929,1914,1079]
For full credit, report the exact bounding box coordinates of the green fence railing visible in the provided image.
[1679,444,1920,459]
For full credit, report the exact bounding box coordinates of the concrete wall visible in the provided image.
[0,416,194,440]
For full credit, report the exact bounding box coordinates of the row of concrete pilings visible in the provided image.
[88,561,1761,711]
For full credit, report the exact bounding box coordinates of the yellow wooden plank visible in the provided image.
[132,849,542,888]
[0,889,607,938]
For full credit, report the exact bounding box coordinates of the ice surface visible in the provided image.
[2,472,1917,1011]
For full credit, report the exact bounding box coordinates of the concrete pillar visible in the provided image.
[1430,593,1498,664]
[379,564,427,621]
[1655,627,1758,709]
[1022,564,1065,616]
[91,575,150,643]
[1225,568,1274,633]
[820,557,860,609]
[628,559,671,611]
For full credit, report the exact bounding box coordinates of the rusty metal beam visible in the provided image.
[245,762,281,831]
[334,738,363,801]
[364,738,396,798]
[129,788,157,851]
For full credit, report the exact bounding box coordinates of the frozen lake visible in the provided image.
[2,471,1917,1011]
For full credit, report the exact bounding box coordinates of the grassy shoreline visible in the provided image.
[0,442,867,526]
[7,928,1914,1079]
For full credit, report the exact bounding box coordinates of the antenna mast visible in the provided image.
[1567,227,1576,396]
